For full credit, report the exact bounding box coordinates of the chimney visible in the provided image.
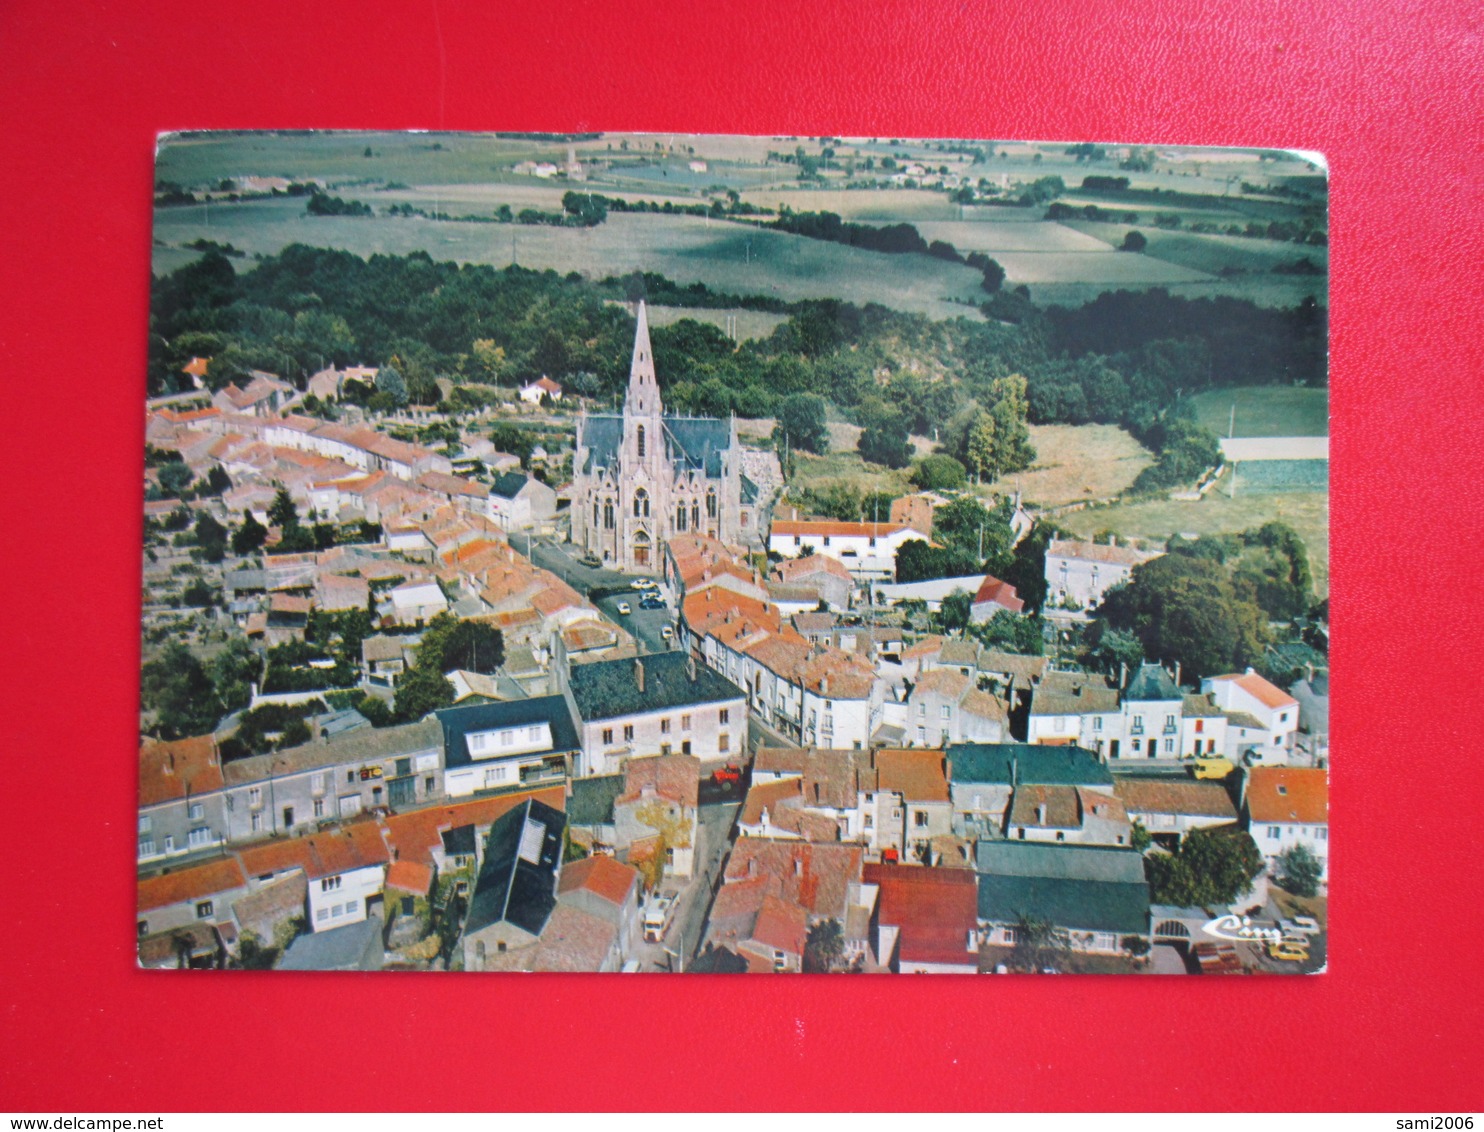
[1108,535,1117,547]
[821,675,830,696]
[1119,662,1127,690]
[747,857,756,878]
[1036,802,1047,825]
[635,660,645,693]
[794,857,803,877]
[1174,661,1182,686]
[1011,755,1018,786]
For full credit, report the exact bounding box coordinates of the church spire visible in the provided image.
[625,300,661,416]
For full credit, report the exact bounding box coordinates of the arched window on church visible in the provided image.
[691,502,700,530]
[593,500,600,529]
[706,489,717,519]
[603,499,614,530]
[675,503,687,532]
[636,425,645,459]
[634,488,649,518]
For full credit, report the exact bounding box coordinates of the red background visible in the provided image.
[2,0,1481,1112]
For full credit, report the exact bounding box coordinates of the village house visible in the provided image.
[563,651,748,777]
[1004,783,1133,847]
[612,754,702,881]
[1043,537,1163,612]
[889,491,950,538]
[767,553,854,611]
[138,734,228,865]
[518,376,563,404]
[461,797,567,970]
[864,862,979,974]
[555,854,643,963]
[437,696,581,799]
[1113,778,1239,848]
[361,634,418,687]
[969,574,1025,623]
[1243,766,1329,881]
[237,822,392,934]
[946,742,1115,841]
[218,719,443,842]
[768,520,929,581]
[906,667,1010,747]
[487,471,559,532]
[137,857,250,967]
[212,371,297,418]
[1203,668,1300,764]
[975,840,1151,955]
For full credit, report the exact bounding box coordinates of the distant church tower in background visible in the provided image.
[571,301,760,572]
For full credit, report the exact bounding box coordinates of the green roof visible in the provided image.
[568,774,625,826]
[977,874,1150,935]
[1124,664,1183,702]
[567,651,745,723]
[947,743,1113,787]
[976,840,1150,933]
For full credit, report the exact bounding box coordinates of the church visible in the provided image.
[571,302,761,573]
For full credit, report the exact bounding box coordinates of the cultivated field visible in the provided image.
[1186,385,1329,438]
[1014,424,1155,508]
[1060,489,1330,595]
[152,198,988,319]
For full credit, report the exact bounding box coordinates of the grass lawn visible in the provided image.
[1014,424,1154,508]
[641,303,788,342]
[1269,885,1328,929]
[1186,385,1329,437]
[1061,488,1329,595]
[787,448,915,502]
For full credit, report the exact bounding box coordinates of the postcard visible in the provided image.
[138,131,1328,974]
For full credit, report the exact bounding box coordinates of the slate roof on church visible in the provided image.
[579,413,733,477]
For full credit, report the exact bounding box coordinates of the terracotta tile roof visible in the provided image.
[230,873,307,939]
[972,575,1024,613]
[1114,778,1238,819]
[1182,693,1225,718]
[138,857,247,913]
[1209,670,1298,710]
[754,747,810,777]
[913,667,972,699]
[864,863,979,967]
[802,749,865,810]
[771,520,923,539]
[269,593,312,615]
[563,620,618,652]
[237,822,390,882]
[683,589,781,637]
[801,648,877,699]
[138,923,221,967]
[772,554,852,583]
[724,840,864,919]
[617,754,700,809]
[385,859,433,895]
[740,631,812,679]
[1246,767,1328,825]
[378,789,566,869]
[748,894,808,956]
[531,904,617,972]
[961,688,1010,724]
[182,356,211,378]
[901,635,946,660]
[979,650,1049,683]
[741,776,805,827]
[558,854,640,908]
[875,748,950,803]
[139,734,223,806]
[1009,784,1083,830]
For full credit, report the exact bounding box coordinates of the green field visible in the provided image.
[1186,386,1329,437]
[1061,489,1329,595]
[1015,424,1154,508]
[640,303,789,342]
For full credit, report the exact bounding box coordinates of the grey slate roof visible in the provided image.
[1124,664,1184,702]
[947,743,1113,788]
[222,718,443,784]
[580,413,733,477]
[464,798,566,938]
[275,918,384,971]
[567,651,745,723]
[568,774,625,827]
[441,825,477,858]
[436,695,580,770]
[975,840,1151,934]
[490,471,529,500]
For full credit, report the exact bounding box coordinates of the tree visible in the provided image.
[1274,843,1323,897]
[357,694,392,728]
[857,421,913,468]
[1007,914,1069,973]
[1145,827,1265,906]
[268,488,298,530]
[941,590,972,633]
[776,394,829,455]
[157,461,194,499]
[1120,229,1148,252]
[1130,820,1152,853]
[203,465,232,496]
[441,621,505,675]
[802,918,845,973]
[375,364,409,407]
[911,454,967,492]
[969,609,1045,656]
[231,510,267,556]
[141,643,220,739]
[931,495,1013,564]
[393,662,456,722]
[194,513,228,563]
[1099,554,1270,680]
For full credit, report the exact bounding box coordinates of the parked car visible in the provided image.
[631,579,658,591]
[1267,940,1309,962]
[660,625,674,641]
[578,552,602,569]
[711,764,742,785]
[639,595,666,610]
[616,601,632,615]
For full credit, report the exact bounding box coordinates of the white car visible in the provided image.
[660,625,674,641]
[616,601,632,615]
[633,579,659,591]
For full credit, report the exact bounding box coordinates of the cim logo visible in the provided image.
[1201,914,1283,943]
